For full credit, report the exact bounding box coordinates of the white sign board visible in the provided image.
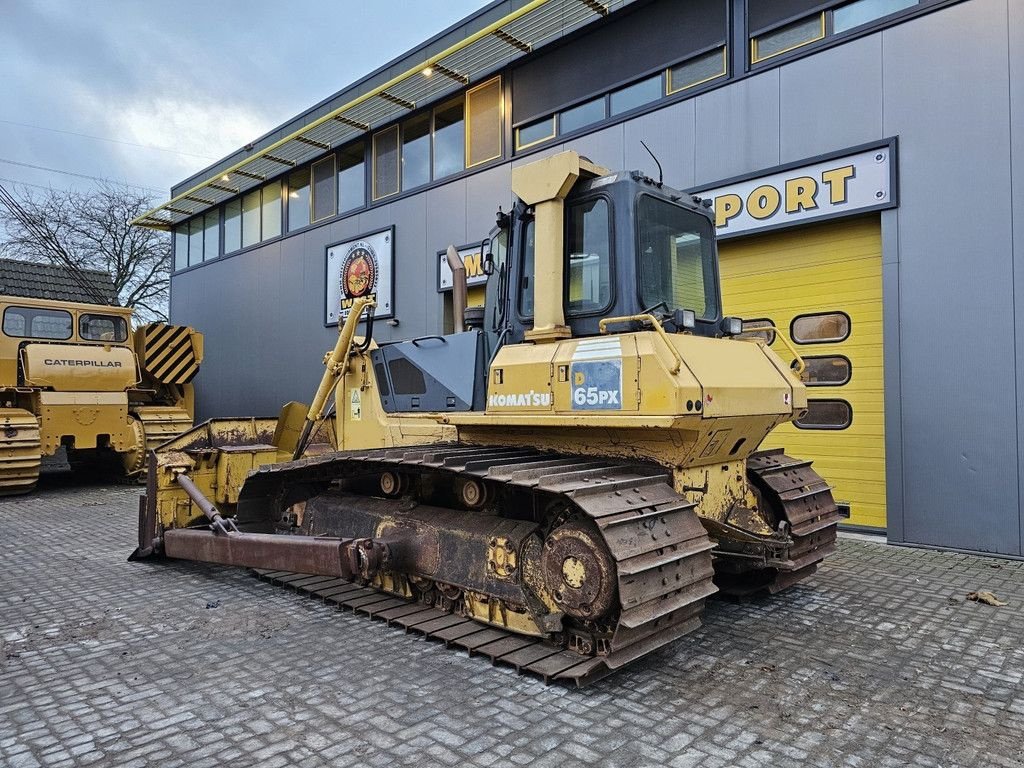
[693,144,895,238]
[437,243,488,292]
[325,228,394,324]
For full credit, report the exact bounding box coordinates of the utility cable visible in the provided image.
[0,119,219,161]
[0,158,164,195]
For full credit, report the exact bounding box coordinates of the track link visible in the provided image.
[715,448,842,596]
[0,408,41,496]
[238,444,718,686]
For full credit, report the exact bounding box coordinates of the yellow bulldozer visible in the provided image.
[0,294,203,494]
[133,151,840,685]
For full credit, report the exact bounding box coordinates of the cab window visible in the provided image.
[519,198,612,318]
[2,306,73,340]
[79,313,128,342]
[637,195,717,319]
[566,197,611,315]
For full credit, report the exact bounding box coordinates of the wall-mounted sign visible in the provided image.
[325,227,395,325]
[691,140,898,239]
[437,243,488,292]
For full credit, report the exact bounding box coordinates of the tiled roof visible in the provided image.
[0,258,119,305]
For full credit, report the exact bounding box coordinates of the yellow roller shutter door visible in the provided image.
[718,214,885,530]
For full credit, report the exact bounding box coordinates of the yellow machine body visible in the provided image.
[0,294,203,494]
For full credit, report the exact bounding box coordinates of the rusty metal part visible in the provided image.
[254,568,614,687]
[379,470,406,497]
[713,448,842,595]
[541,521,616,619]
[174,472,239,535]
[0,408,41,496]
[458,477,487,509]
[231,444,718,677]
[163,529,389,580]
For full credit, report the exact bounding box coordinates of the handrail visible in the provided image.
[598,313,683,375]
[736,324,805,376]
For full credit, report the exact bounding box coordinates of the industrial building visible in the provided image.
[134,0,1024,556]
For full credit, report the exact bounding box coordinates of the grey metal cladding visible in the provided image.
[511,0,728,123]
[623,100,697,191]
[882,0,1017,554]
[1011,0,1024,556]
[778,33,883,163]
[694,69,781,182]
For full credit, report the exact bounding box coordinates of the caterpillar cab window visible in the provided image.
[79,313,129,343]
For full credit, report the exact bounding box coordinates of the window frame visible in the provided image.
[372,124,401,201]
[311,155,337,223]
[78,313,129,343]
[799,354,853,387]
[666,46,728,95]
[515,115,557,151]
[465,75,503,169]
[794,398,854,430]
[790,311,852,345]
[517,194,616,322]
[2,306,73,341]
[634,192,720,323]
[751,12,826,64]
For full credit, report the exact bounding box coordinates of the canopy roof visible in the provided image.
[133,0,626,231]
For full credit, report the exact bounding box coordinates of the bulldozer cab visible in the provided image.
[370,151,727,416]
[488,168,725,346]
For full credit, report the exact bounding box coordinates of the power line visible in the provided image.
[0,118,219,161]
[0,176,66,193]
[0,158,164,195]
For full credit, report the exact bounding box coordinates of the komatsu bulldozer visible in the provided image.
[0,295,202,494]
[134,151,840,685]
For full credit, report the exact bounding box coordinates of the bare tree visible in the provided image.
[0,183,170,321]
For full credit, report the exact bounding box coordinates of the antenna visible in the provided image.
[640,140,663,186]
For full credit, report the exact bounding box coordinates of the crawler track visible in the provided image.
[0,409,41,496]
[714,448,842,595]
[238,444,719,685]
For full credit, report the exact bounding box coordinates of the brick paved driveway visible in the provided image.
[2,479,1023,767]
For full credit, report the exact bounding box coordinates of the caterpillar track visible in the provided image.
[0,409,42,496]
[714,448,842,596]
[219,444,717,685]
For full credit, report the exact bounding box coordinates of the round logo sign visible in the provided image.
[341,244,377,299]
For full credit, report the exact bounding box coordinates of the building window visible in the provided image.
[433,97,464,180]
[800,355,852,386]
[203,210,219,261]
[288,167,311,231]
[466,76,502,168]
[795,399,853,430]
[667,47,727,95]
[610,74,662,116]
[188,217,203,267]
[173,225,188,270]
[515,116,556,151]
[262,180,281,239]
[402,113,431,191]
[834,0,918,34]
[791,312,851,344]
[373,125,400,200]
[559,97,606,135]
[224,199,241,254]
[752,14,826,63]
[312,156,336,222]
[338,142,365,213]
[241,189,261,248]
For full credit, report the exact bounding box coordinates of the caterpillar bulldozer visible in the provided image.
[133,151,840,685]
[0,295,203,494]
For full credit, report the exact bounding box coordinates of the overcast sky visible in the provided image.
[0,0,484,200]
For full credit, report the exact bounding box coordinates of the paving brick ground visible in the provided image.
[2,477,1023,767]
